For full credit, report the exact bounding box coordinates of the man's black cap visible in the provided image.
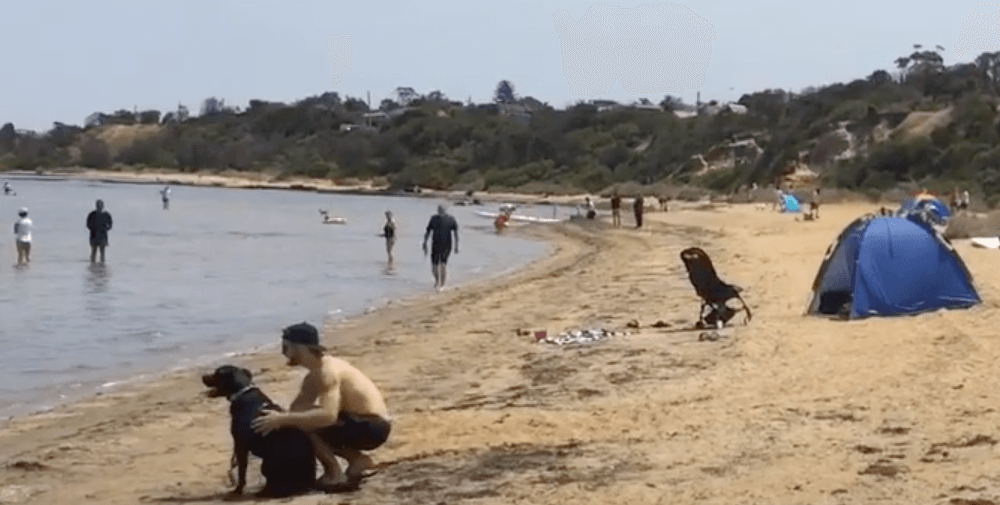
[282,322,321,347]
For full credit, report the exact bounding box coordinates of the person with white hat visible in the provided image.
[13,207,32,265]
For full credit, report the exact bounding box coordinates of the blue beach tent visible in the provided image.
[807,214,980,319]
[781,194,801,213]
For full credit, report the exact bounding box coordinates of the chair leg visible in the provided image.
[736,295,752,323]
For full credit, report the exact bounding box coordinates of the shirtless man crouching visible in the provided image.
[252,322,391,491]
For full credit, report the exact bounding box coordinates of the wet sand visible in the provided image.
[3,201,1000,505]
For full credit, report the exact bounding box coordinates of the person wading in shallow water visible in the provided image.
[422,205,459,290]
[14,207,32,265]
[87,199,113,263]
[382,210,396,264]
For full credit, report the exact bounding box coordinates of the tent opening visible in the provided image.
[817,290,852,315]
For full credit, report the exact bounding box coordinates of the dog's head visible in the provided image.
[201,365,253,398]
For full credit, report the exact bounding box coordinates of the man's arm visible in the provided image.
[422,220,432,253]
[253,374,340,434]
[279,380,340,430]
[288,383,318,412]
[452,222,459,253]
[106,213,112,231]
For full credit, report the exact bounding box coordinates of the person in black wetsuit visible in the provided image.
[382,210,396,264]
[422,205,459,290]
[86,199,113,263]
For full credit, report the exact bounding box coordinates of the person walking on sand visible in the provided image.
[808,188,821,220]
[610,193,622,227]
[422,205,459,290]
[13,207,31,265]
[86,199,113,263]
[382,210,396,264]
[633,194,644,229]
[585,196,596,220]
[252,322,391,492]
[160,185,171,210]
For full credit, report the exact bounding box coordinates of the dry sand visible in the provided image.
[3,201,1000,504]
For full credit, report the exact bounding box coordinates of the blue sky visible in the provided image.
[2,0,998,132]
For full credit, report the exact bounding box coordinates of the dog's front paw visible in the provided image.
[224,489,244,501]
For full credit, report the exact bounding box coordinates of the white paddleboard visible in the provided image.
[474,211,564,224]
[971,237,1000,249]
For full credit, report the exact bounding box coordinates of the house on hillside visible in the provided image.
[629,102,663,111]
[699,102,747,116]
[499,102,533,126]
[591,99,621,112]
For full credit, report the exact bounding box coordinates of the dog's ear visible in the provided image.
[242,368,253,380]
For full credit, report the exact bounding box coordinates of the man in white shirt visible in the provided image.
[14,207,31,265]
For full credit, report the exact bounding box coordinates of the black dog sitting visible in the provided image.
[201,365,317,497]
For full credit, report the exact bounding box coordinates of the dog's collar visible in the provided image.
[227,385,257,402]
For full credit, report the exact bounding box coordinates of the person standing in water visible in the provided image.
[160,185,171,210]
[382,211,396,264]
[86,199,113,263]
[13,207,31,265]
[422,205,459,290]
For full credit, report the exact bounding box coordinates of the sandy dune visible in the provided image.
[3,202,1000,505]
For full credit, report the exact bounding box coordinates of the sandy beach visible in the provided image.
[4,199,1000,504]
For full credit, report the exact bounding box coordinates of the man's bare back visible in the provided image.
[290,356,389,422]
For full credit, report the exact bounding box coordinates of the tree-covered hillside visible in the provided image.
[6,49,1000,202]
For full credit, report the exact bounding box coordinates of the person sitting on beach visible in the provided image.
[3,181,12,196]
[382,211,396,263]
[252,322,391,492]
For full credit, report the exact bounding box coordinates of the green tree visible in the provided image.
[0,123,15,152]
[494,80,515,104]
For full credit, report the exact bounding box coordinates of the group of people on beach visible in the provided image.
[606,192,646,228]
[8,199,113,266]
[950,188,971,213]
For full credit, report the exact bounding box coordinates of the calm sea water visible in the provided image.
[0,176,551,419]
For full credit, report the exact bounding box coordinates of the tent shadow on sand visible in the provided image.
[806,212,980,320]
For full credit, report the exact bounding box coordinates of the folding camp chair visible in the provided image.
[679,247,752,329]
